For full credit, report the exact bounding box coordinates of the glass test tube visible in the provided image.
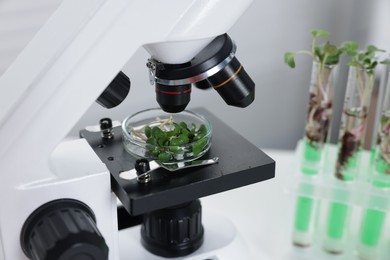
[323,66,375,254]
[293,61,337,246]
[357,68,390,260]
[301,61,337,175]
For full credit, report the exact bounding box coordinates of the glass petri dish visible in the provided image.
[122,108,212,164]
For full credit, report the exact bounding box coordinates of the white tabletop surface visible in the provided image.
[200,149,357,260]
[200,149,296,259]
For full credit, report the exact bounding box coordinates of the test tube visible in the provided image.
[323,65,375,253]
[357,67,390,260]
[293,61,337,246]
[301,61,337,175]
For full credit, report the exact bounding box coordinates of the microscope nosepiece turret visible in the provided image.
[147,34,255,113]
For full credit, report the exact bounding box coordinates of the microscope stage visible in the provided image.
[80,108,275,216]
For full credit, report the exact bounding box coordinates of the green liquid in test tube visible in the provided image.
[357,108,390,259]
[301,138,322,175]
[293,140,321,245]
[324,65,375,254]
[327,202,349,240]
[360,208,386,248]
[292,61,337,246]
[324,155,358,253]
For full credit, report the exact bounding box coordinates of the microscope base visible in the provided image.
[118,210,269,260]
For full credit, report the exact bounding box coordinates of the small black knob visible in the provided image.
[100,118,113,139]
[21,199,108,260]
[135,158,151,184]
[141,199,204,257]
[135,158,150,174]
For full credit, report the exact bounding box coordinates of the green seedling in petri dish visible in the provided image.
[130,115,209,163]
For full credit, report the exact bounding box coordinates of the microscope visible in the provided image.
[0,0,275,259]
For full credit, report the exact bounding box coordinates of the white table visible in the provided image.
[201,149,296,259]
[201,149,357,260]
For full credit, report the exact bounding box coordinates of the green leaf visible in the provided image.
[381,115,389,128]
[166,130,175,138]
[348,61,359,67]
[314,46,324,61]
[190,123,196,134]
[192,138,208,156]
[157,137,167,146]
[363,58,371,65]
[169,134,189,146]
[325,54,340,65]
[198,124,207,135]
[381,59,390,65]
[341,41,359,51]
[367,69,375,76]
[181,127,190,135]
[311,29,331,38]
[158,152,171,162]
[193,133,205,142]
[168,145,180,153]
[169,137,181,146]
[284,52,296,68]
[178,134,189,144]
[146,137,157,145]
[367,45,385,54]
[358,53,366,61]
[146,137,157,152]
[151,126,166,140]
[178,121,188,130]
[151,149,160,157]
[324,43,338,56]
[145,126,152,138]
[172,124,181,136]
[341,41,359,56]
[366,61,378,70]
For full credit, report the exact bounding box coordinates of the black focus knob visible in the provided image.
[141,199,204,257]
[21,199,108,260]
[96,71,131,109]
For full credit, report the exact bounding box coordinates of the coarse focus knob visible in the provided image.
[141,199,204,257]
[21,199,108,260]
[96,71,131,109]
